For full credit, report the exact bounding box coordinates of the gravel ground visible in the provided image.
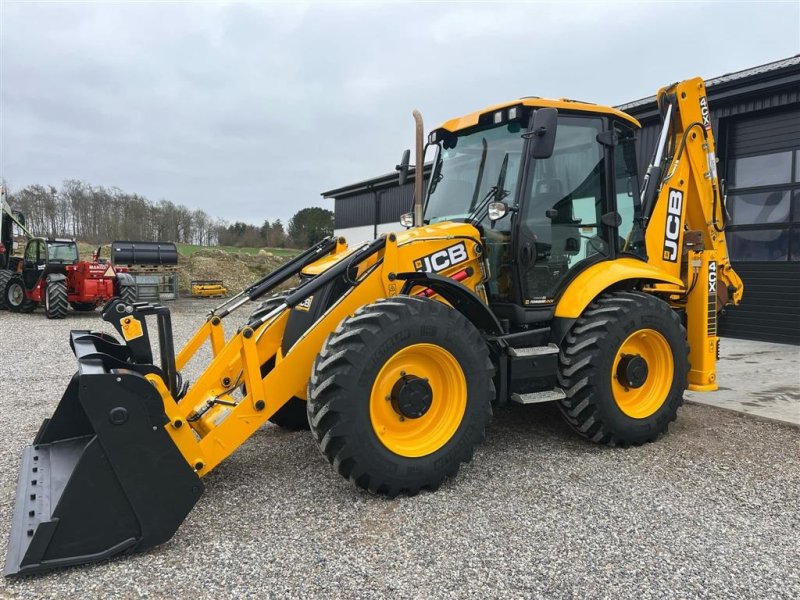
[0,300,798,599]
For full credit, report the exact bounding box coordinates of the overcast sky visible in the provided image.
[2,1,798,224]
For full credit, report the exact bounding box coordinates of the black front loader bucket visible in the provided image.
[4,332,203,576]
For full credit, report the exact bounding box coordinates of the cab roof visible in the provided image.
[436,97,640,133]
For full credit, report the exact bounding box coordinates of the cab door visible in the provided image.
[22,240,44,290]
[516,115,611,306]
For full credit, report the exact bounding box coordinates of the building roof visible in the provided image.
[618,55,800,115]
[322,162,433,199]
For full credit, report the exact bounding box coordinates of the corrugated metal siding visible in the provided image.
[719,262,800,344]
[729,105,800,155]
[621,69,800,123]
[335,193,375,229]
[334,180,429,228]
[712,89,800,120]
[378,183,415,224]
[379,180,430,224]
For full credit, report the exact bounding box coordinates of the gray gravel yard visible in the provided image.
[0,300,798,599]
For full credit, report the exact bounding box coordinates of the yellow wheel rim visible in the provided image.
[611,329,673,419]
[370,343,467,458]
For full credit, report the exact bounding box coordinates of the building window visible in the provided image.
[726,148,800,262]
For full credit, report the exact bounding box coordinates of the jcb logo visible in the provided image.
[708,261,717,294]
[662,188,683,262]
[414,242,468,273]
[700,96,711,130]
[296,295,314,312]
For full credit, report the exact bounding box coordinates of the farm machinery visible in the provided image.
[4,77,742,576]
[0,238,136,318]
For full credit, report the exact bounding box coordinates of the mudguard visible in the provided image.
[395,271,504,335]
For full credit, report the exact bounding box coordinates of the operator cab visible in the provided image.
[421,100,646,331]
[21,238,79,289]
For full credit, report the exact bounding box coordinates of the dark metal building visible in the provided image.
[323,56,800,344]
[323,164,431,243]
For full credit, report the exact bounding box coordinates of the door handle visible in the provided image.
[521,243,533,265]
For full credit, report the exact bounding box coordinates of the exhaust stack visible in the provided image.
[413,109,425,226]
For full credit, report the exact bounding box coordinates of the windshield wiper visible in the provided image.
[469,138,489,212]
[468,152,510,224]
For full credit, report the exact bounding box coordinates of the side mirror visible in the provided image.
[526,108,558,159]
[397,149,411,186]
[488,202,509,221]
[400,212,414,228]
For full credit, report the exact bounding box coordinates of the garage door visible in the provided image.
[720,105,800,344]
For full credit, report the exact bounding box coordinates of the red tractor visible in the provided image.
[0,237,136,318]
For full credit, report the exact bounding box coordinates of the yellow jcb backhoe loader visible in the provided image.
[5,77,742,576]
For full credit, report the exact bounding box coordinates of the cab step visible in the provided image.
[507,344,559,357]
[510,388,567,404]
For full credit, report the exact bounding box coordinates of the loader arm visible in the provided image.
[641,77,743,390]
[157,226,487,473]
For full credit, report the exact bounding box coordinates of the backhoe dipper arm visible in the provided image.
[641,77,744,391]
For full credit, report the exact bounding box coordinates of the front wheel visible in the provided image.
[308,296,494,497]
[45,280,68,319]
[556,291,689,446]
[4,275,36,313]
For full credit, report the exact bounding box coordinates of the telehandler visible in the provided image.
[1,238,137,318]
[5,77,742,576]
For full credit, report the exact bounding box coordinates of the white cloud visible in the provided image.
[2,1,798,224]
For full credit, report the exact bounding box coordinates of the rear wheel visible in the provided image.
[118,284,137,305]
[556,291,688,446]
[308,296,494,497]
[0,269,12,310]
[4,275,36,313]
[45,280,68,319]
[268,397,310,430]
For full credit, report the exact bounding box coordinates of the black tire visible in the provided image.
[4,274,36,313]
[118,284,137,305]
[44,279,68,319]
[556,291,689,446]
[307,296,494,497]
[0,269,12,310]
[70,302,97,312]
[268,397,310,431]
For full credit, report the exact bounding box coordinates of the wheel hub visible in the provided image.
[9,283,23,306]
[617,354,648,389]
[390,374,433,419]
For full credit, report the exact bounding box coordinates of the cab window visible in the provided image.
[614,122,646,258]
[518,115,609,303]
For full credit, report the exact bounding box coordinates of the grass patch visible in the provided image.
[175,243,300,257]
